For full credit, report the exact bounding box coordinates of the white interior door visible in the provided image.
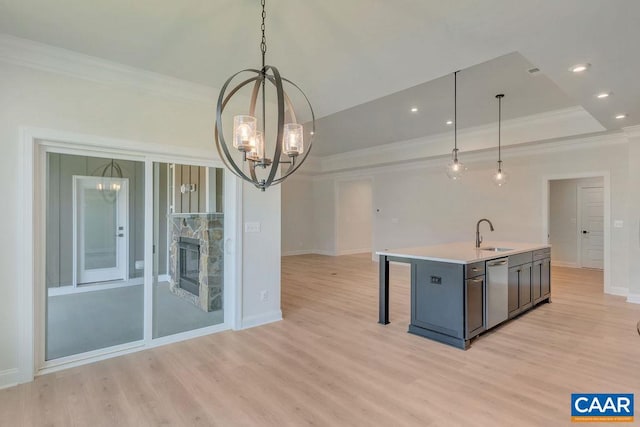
[74,176,129,284]
[579,186,604,269]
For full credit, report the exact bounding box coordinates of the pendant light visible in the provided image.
[214,0,316,191]
[492,94,507,187]
[446,71,465,180]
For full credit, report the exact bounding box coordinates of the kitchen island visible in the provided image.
[377,242,551,349]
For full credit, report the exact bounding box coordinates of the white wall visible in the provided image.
[336,178,372,255]
[302,139,630,295]
[312,179,336,255]
[281,176,315,255]
[0,61,281,387]
[627,134,640,302]
[549,177,604,267]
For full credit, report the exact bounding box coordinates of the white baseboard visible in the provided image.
[282,250,315,256]
[158,274,170,282]
[311,250,337,256]
[240,310,283,329]
[0,368,19,390]
[335,248,371,256]
[551,261,579,268]
[606,286,629,297]
[627,293,640,304]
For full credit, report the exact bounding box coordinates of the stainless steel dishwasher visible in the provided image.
[485,257,509,329]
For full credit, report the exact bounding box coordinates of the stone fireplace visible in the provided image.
[169,213,223,312]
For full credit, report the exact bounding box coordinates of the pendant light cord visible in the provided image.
[496,94,504,171]
[453,71,458,161]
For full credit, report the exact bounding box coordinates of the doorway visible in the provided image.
[546,174,608,294]
[548,177,604,270]
[32,136,239,376]
[335,178,373,255]
[74,175,129,285]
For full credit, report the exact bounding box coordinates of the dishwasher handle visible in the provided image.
[487,259,508,267]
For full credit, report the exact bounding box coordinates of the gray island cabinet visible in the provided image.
[378,242,551,349]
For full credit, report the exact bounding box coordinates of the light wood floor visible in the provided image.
[2,254,639,426]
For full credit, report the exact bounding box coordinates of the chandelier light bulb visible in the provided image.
[283,123,304,156]
[232,115,257,152]
[247,131,264,161]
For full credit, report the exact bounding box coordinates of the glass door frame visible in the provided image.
[23,129,241,381]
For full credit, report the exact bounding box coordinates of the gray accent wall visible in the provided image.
[46,153,146,288]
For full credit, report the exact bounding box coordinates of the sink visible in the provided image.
[480,247,513,252]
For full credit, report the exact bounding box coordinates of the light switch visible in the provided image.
[613,220,623,228]
[244,222,261,233]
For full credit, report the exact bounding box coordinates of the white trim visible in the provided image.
[19,126,241,386]
[143,159,154,343]
[18,127,35,384]
[240,310,283,329]
[607,287,630,298]
[542,171,612,295]
[0,369,19,390]
[311,249,337,257]
[47,278,143,297]
[158,274,170,282]
[627,293,640,304]
[230,173,243,331]
[314,108,607,174]
[0,34,218,104]
[311,131,628,180]
[335,248,373,256]
[623,125,640,139]
[282,250,315,256]
[550,261,580,268]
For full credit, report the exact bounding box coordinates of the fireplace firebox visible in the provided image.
[177,237,200,296]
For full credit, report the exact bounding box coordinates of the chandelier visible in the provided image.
[91,159,123,203]
[214,0,315,191]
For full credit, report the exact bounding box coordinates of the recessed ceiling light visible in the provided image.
[615,114,627,120]
[596,92,611,99]
[569,63,590,73]
[411,107,418,113]
[446,120,453,125]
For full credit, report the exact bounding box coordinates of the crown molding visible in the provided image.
[315,106,605,174]
[310,130,628,181]
[623,125,640,139]
[0,34,218,104]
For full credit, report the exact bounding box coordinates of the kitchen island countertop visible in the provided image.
[376,241,551,265]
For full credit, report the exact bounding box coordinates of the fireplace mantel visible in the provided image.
[168,213,223,312]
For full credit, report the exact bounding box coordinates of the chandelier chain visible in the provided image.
[260,0,267,68]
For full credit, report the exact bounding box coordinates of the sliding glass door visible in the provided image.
[152,162,226,338]
[45,152,145,360]
[43,149,231,365]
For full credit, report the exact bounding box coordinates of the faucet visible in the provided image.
[476,218,494,248]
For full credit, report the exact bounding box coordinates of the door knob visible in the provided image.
[582,230,589,234]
